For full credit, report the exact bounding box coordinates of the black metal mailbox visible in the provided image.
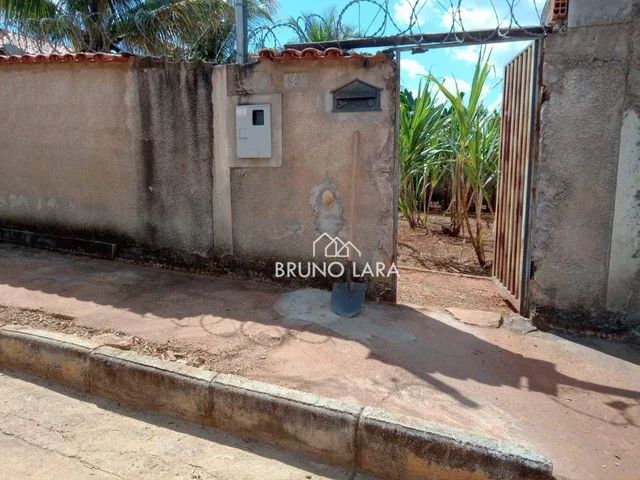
[332,79,382,112]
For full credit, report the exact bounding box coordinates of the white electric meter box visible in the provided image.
[236,104,272,159]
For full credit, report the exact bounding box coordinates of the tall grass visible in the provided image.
[399,49,500,267]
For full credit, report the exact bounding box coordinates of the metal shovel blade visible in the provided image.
[331,281,367,318]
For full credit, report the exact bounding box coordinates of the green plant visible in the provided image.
[398,49,500,267]
[428,48,499,267]
[286,6,358,43]
[398,82,451,228]
[0,0,274,62]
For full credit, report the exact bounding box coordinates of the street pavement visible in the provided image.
[0,369,371,480]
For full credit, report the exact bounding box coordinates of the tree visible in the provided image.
[286,6,358,44]
[0,0,274,62]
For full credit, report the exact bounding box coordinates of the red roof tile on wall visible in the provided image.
[0,49,390,66]
[257,48,389,63]
[0,52,131,65]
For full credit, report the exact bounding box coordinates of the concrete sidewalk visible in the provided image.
[1,244,639,479]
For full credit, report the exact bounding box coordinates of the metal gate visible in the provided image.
[493,41,540,313]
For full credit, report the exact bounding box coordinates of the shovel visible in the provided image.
[331,265,367,317]
[331,130,367,317]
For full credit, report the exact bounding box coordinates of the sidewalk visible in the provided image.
[1,244,639,480]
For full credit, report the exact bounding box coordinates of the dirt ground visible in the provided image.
[398,212,495,276]
[0,305,229,373]
[396,212,510,312]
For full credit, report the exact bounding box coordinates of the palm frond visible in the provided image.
[0,0,58,21]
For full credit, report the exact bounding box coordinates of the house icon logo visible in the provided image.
[275,233,397,280]
[313,232,361,259]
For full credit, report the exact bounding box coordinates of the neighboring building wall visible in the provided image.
[530,3,640,336]
[0,53,398,300]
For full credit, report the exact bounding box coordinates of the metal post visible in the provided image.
[234,0,248,64]
[392,48,401,299]
[284,26,546,51]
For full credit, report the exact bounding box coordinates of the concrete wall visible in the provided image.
[530,4,640,336]
[567,0,639,28]
[0,59,214,257]
[133,61,214,255]
[0,54,398,299]
[0,62,137,239]
[222,60,397,299]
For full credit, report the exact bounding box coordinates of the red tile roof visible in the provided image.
[0,49,390,66]
[257,48,389,63]
[0,52,131,64]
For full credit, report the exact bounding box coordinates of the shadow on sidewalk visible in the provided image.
[1,244,639,422]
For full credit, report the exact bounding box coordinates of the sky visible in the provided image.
[268,0,544,110]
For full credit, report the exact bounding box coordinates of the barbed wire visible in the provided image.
[253,0,544,50]
[0,0,543,59]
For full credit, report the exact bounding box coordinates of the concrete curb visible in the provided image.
[358,407,553,480]
[0,325,554,479]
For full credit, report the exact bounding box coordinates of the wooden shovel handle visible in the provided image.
[348,130,359,262]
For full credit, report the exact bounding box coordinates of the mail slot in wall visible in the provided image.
[236,104,272,158]
[332,79,382,112]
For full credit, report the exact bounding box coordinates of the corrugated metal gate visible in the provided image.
[492,41,541,314]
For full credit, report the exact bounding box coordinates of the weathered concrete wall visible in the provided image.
[219,59,398,299]
[0,62,138,239]
[0,59,214,258]
[131,60,214,255]
[0,54,398,299]
[567,0,639,28]
[531,7,640,335]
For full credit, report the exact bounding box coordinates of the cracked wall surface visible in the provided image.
[530,9,640,335]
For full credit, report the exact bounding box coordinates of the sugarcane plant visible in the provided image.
[398,48,500,267]
[398,82,451,228]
